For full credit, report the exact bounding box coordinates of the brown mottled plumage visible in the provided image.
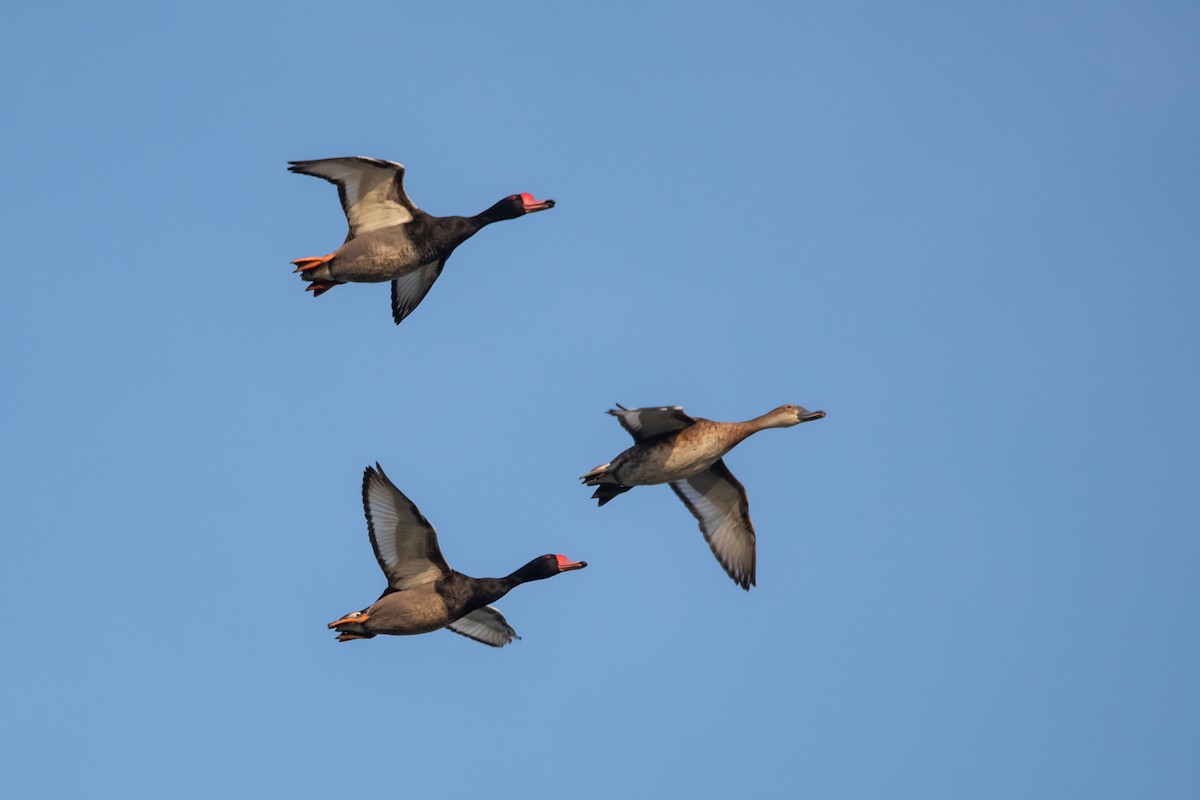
[581,404,825,589]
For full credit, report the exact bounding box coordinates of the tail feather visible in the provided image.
[580,462,611,484]
[581,461,632,505]
[591,484,632,506]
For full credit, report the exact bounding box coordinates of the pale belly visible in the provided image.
[618,444,723,485]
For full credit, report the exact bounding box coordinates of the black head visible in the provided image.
[511,553,587,584]
[481,192,556,222]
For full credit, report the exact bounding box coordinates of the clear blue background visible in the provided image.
[3,2,1198,797]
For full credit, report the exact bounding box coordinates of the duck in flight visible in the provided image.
[329,463,586,646]
[581,404,825,590]
[289,157,555,325]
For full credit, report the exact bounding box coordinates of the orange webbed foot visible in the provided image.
[292,253,335,273]
[328,611,370,629]
[306,279,339,297]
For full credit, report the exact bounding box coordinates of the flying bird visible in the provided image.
[581,404,825,590]
[329,463,586,645]
[289,157,554,325]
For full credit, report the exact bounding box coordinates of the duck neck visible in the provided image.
[473,559,547,599]
[433,214,488,249]
[719,419,765,449]
[471,199,520,229]
[747,411,791,431]
[503,559,552,587]
[464,576,515,608]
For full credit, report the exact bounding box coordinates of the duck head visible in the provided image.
[481,192,556,222]
[510,553,588,584]
[763,404,826,428]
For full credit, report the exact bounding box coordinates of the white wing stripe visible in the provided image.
[364,477,404,569]
[292,157,415,236]
[362,466,449,591]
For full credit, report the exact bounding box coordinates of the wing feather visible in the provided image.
[669,460,756,589]
[362,464,452,591]
[289,157,418,238]
[390,259,446,325]
[446,606,519,647]
[609,405,696,442]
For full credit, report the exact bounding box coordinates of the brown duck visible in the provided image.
[329,464,586,646]
[581,404,825,590]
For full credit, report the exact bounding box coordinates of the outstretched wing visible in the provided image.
[289,156,419,238]
[390,259,447,325]
[362,463,452,591]
[446,606,519,647]
[669,459,756,590]
[609,404,696,442]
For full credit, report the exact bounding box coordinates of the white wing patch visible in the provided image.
[362,465,450,591]
[390,259,445,325]
[670,460,756,590]
[446,606,519,647]
[290,157,417,237]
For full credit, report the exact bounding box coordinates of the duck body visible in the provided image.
[581,404,825,590]
[592,418,756,487]
[333,575,483,639]
[289,157,554,324]
[329,464,586,646]
[295,212,482,284]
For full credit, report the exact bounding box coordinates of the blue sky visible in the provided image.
[3,2,1198,797]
